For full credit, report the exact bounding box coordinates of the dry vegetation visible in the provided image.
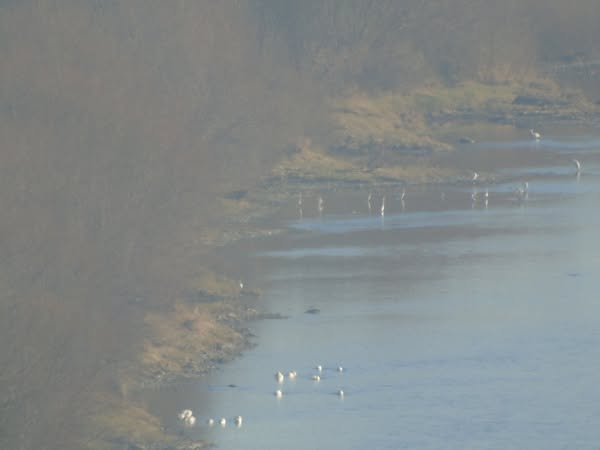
[3,1,600,449]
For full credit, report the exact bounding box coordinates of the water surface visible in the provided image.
[145,135,600,449]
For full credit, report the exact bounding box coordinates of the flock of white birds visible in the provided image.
[176,364,346,429]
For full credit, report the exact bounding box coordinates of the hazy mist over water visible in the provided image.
[3,1,600,448]
[145,135,600,449]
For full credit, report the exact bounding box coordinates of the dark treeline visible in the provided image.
[1,1,599,448]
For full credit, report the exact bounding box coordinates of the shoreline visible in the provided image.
[91,102,598,449]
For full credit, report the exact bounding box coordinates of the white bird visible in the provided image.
[516,182,529,201]
[312,375,321,382]
[472,171,479,183]
[275,389,283,398]
[400,187,406,201]
[184,415,196,426]
[275,371,285,383]
[298,192,303,207]
[220,418,227,427]
[380,196,385,216]
[178,409,193,421]
[206,418,215,426]
[318,195,324,214]
[239,281,244,290]
[316,365,323,372]
[368,192,372,212]
[337,366,344,373]
[572,159,582,174]
[234,415,243,427]
[337,389,345,398]
[529,129,541,140]
[288,370,297,379]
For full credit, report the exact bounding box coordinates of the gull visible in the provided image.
[337,366,344,373]
[184,415,196,426]
[220,418,227,426]
[316,365,323,372]
[400,187,406,201]
[288,371,297,379]
[472,171,479,183]
[318,195,324,214]
[312,375,321,382]
[234,415,243,427]
[380,196,385,216]
[368,192,372,212]
[275,371,285,383]
[337,390,345,398]
[206,418,215,426]
[178,409,193,421]
[529,129,541,140]
[572,159,581,174]
[275,389,283,398]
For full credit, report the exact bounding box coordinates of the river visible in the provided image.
[144,132,600,449]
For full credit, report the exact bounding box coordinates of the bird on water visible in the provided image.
[529,129,541,140]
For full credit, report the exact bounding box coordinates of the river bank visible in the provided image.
[91,79,600,449]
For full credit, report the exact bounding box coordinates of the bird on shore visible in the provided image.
[400,187,406,201]
[234,415,243,427]
[312,375,321,382]
[380,196,385,216]
[337,366,344,373]
[288,370,297,379]
[220,418,227,427]
[368,192,372,212]
[316,365,323,372]
[275,371,285,383]
[484,189,489,208]
[530,129,541,140]
[572,159,582,174]
[275,389,283,398]
[318,195,324,215]
[206,418,215,426]
[337,389,345,398]
[472,171,479,183]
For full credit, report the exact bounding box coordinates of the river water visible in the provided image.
[144,133,600,449]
